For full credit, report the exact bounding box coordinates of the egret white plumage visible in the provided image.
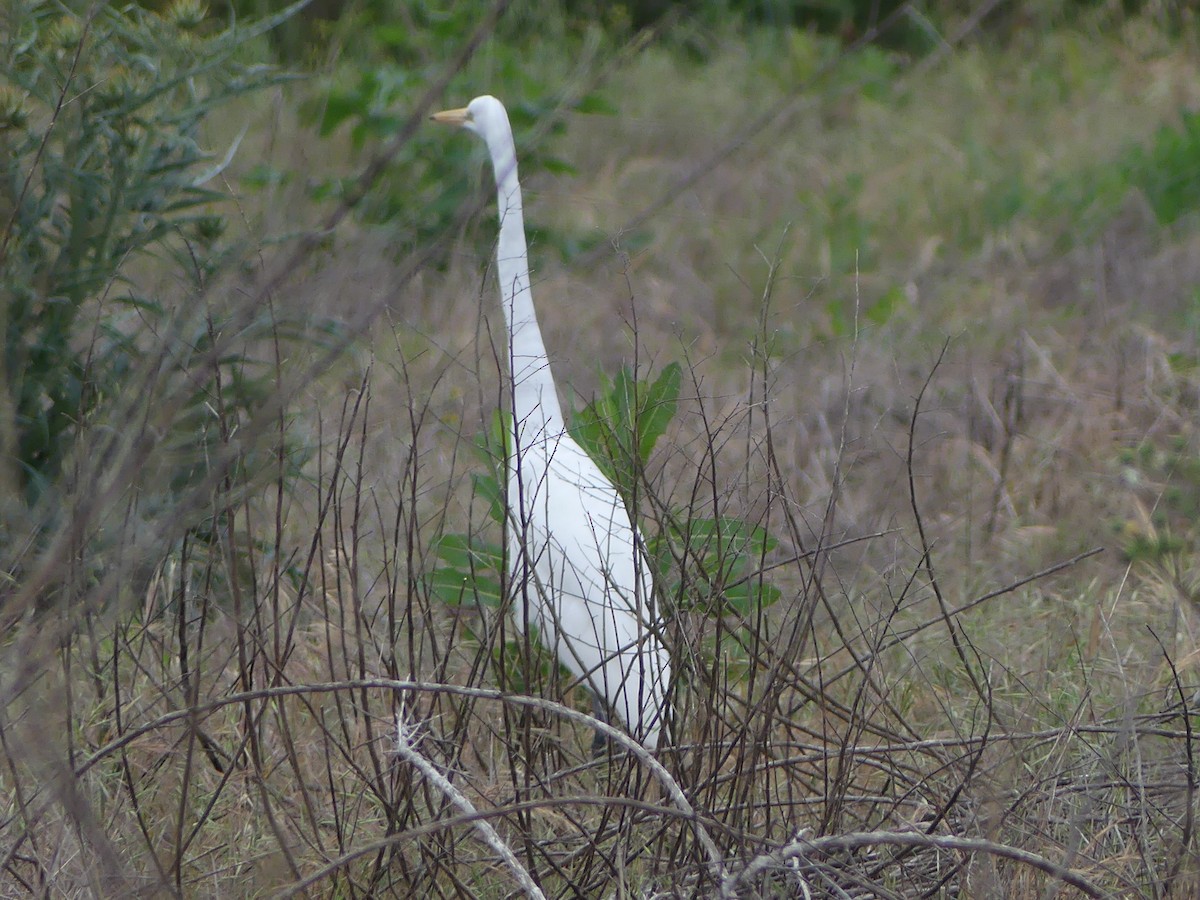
[432,96,671,750]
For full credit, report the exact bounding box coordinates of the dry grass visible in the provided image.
[4,9,1200,898]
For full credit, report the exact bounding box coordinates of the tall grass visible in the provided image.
[3,2,1200,897]
[5,290,1193,894]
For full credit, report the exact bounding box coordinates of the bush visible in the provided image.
[0,0,313,575]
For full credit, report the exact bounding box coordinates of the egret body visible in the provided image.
[432,96,671,749]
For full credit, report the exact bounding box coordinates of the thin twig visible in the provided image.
[722,830,1115,899]
[72,678,728,883]
[392,712,546,900]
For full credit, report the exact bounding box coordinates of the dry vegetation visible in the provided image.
[3,7,1200,898]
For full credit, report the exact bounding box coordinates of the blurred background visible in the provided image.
[2,0,1199,895]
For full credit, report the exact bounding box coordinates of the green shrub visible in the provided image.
[1124,110,1200,226]
[297,2,619,266]
[432,364,783,661]
[0,0,310,549]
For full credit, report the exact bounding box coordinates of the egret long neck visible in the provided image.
[490,144,565,438]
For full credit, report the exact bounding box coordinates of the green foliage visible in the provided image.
[569,0,944,52]
[569,363,681,498]
[650,516,782,617]
[824,282,906,339]
[0,0,311,526]
[816,172,876,277]
[431,365,783,638]
[289,1,620,264]
[1123,110,1200,226]
[1116,436,1200,564]
[428,411,508,609]
[304,70,615,261]
[1176,288,1200,361]
[216,0,1184,71]
[490,636,561,696]
[1122,529,1185,563]
[428,532,505,609]
[1039,108,1200,247]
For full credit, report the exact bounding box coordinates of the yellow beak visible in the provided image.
[430,107,470,126]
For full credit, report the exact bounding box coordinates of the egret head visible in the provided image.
[430,95,509,143]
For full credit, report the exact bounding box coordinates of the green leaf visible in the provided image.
[477,409,513,468]
[472,471,505,526]
[724,581,783,617]
[541,156,578,176]
[429,533,505,608]
[318,90,363,136]
[865,285,903,327]
[431,533,503,573]
[571,363,680,471]
[575,93,618,116]
[657,515,783,617]
[638,362,681,463]
[429,568,504,609]
[682,517,778,562]
[372,24,409,48]
[826,297,847,338]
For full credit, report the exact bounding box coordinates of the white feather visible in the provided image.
[436,95,671,749]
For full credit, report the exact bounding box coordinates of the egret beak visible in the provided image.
[431,107,470,126]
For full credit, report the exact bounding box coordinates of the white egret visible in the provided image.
[431,96,671,750]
